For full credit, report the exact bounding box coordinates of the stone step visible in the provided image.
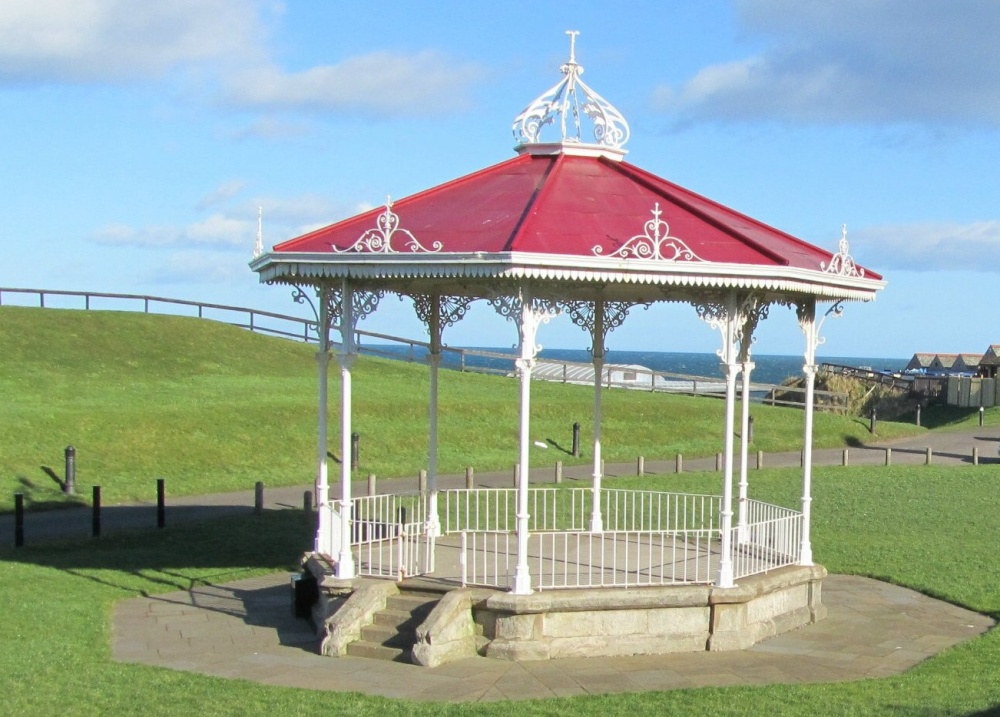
[359,622,412,648]
[346,640,408,662]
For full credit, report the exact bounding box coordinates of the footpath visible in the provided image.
[4,423,999,546]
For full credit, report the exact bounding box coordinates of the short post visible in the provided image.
[756,450,764,469]
[973,446,980,466]
[92,485,101,538]
[14,493,24,548]
[925,447,933,465]
[870,408,877,434]
[843,448,850,467]
[303,490,313,512]
[885,447,892,466]
[513,464,520,488]
[571,422,581,458]
[800,450,805,468]
[747,415,755,444]
[351,432,360,471]
[715,452,722,471]
[554,461,563,484]
[637,456,645,476]
[675,453,683,473]
[367,473,376,496]
[64,445,76,495]
[418,469,427,493]
[915,403,922,427]
[156,478,166,528]
[465,467,474,489]
[254,481,264,514]
[979,406,985,427]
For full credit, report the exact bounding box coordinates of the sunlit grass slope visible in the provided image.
[0,306,926,510]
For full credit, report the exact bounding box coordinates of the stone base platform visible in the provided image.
[305,554,827,667]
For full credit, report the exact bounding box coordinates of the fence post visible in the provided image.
[157,478,166,528]
[513,464,520,488]
[843,448,849,467]
[14,493,24,547]
[368,473,376,496]
[572,422,581,458]
[885,447,892,466]
[715,452,722,471]
[925,447,933,465]
[675,454,683,473]
[418,469,427,493]
[303,490,313,512]
[980,406,985,427]
[916,403,921,427]
[254,481,264,514]
[637,456,644,476]
[554,461,562,484]
[756,450,764,469]
[92,486,101,537]
[973,446,979,466]
[465,467,474,489]
[747,415,755,444]
[64,445,76,495]
[351,433,360,471]
[870,408,877,434]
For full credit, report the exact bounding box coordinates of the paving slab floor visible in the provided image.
[112,572,994,703]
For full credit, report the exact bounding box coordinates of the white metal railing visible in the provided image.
[732,511,802,580]
[442,488,721,535]
[351,493,431,579]
[460,531,513,589]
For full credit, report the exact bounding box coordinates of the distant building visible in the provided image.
[906,352,981,376]
[978,345,1000,378]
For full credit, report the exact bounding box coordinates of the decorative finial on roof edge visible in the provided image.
[822,223,865,278]
[253,206,264,258]
[512,31,630,158]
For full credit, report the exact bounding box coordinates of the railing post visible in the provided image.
[254,481,264,514]
[157,478,166,528]
[92,485,101,537]
[14,493,24,547]
[64,445,76,495]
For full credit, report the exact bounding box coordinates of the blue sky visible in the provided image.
[2,1,999,359]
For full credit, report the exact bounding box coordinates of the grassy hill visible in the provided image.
[0,306,929,510]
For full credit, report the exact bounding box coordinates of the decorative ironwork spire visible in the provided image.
[512,31,630,156]
[253,206,264,258]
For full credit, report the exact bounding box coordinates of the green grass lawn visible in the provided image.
[0,306,930,512]
[2,463,1000,715]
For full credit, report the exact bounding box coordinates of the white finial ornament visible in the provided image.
[822,224,865,277]
[512,31,630,156]
[253,206,264,258]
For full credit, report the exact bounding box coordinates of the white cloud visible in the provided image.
[91,213,255,249]
[655,1,1000,127]
[222,51,484,115]
[196,180,247,210]
[0,0,270,84]
[147,250,248,285]
[851,221,1000,272]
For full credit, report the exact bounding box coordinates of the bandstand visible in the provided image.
[250,34,885,664]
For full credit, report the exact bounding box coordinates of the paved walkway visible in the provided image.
[111,572,994,702]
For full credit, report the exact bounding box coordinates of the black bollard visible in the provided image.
[351,432,360,471]
[64,445,76,495]
[869,408,877,434]
[916,403,921,427]
[303,490,313,512]
[157,478,166,528]
[980,406,985,427]
[14,493,24,547]
[254,481,264,514]
[572,422,581,457]
[748,415,755,444]
[92,485,101,538]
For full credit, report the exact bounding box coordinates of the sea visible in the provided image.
[370,344,907,386]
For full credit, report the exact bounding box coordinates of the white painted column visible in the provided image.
[590,300,605,534]
[736,359,754,544]
[799,302,819,567]
[314,288,333,556]
[513,292,538,595]
[336,281,356,579]
[426,297,442,538]
[716,304,739,589]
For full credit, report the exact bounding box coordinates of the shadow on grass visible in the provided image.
[545,438,573,455]
[1,509,314,595]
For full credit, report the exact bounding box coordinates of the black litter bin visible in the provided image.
[291,572,319,619]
